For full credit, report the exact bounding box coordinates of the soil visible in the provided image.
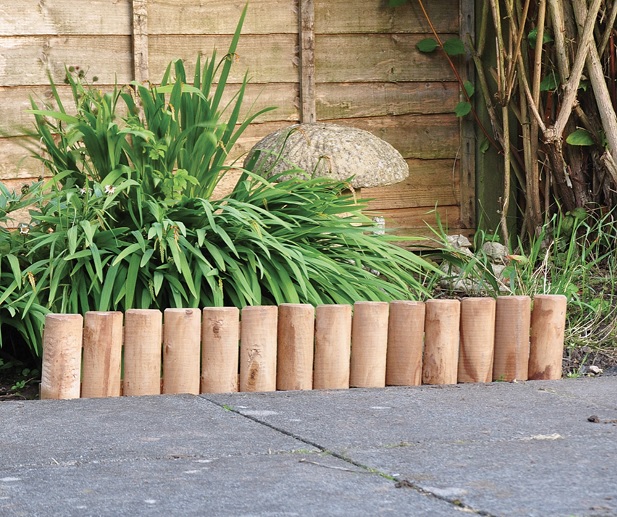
[0,373,40,400]
[564,345,617,377]
[0,355,41,401]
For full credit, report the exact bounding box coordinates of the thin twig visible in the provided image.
[298,458,369,473]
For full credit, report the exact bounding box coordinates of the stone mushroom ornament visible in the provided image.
[243,122,409,189]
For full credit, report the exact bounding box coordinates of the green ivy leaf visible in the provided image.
[443,38,466,56]
[528,28,554,49]
[540,72,558,92]
[455,101,472,117]
[463,80,474,98]
[416,38,438,53]
[566,129,594,146]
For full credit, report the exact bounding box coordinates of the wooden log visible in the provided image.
[40,314,83,400]
[385,300,425,386]
[277,304,315,391]
[458,297,496,383]
[81,311,123,398]
[240,306,278,392]
[350,301,390,388]
[528,295,568,380]
[492,296,531,381]
[123,309,162,396]
[162,308,201,395]
[201,307,240,393]
[313,304,352,390]
[422,299,461,385]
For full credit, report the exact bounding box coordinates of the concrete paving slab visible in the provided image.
[351,434,617,517]
[1,394,312,467]
[528,376,617,411]
[0,450,462,516]
[1,377,615,516]
[204,378,617,516]
[204,379,617,450]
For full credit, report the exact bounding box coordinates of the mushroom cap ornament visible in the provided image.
[244,123,409,189]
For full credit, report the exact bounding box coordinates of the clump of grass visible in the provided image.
[428,207,617,373]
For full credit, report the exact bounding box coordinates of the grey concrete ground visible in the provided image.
[1,376,616,516]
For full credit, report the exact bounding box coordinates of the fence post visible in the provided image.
[201,307,240,393]
[528,294,567,380]
[81,311,123,398]
[123,309,162,396]
[277,304,315,391]
[40,314,83,400]
[422,299,461,385]
[493,295,531,381]
[350,301,389,388]
[162,308,201,395]
[313,304,352,390]
[386,300,425,386]
[458,297,496,383]
[240,306,278,392]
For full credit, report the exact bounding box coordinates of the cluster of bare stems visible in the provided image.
[421,0,617,243]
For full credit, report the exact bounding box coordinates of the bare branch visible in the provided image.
[548,0,571,82]
[599,1,617,57]
[572,0,617,186]
[553,0,603,138]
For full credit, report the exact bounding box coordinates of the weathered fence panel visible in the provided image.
[0,0,471,237]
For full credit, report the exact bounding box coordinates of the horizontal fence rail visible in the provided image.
[39,295,568,400]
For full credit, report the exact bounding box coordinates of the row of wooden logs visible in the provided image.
[40,295,567,400]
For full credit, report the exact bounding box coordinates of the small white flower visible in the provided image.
[104,185,115,195]
[18,224,30,235]
[78,187,91,196]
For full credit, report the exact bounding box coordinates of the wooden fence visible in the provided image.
[40,295,567,400]
[0,0,472,237]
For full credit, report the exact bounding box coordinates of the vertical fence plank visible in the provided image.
[492,296,531,381]
[81,311,123,398]
[386,300,425,386]
[201,307,240,393]
[40,314,84,400]
[350,301,389,388]
[277,303,315,391]
[162,308,201,395]
[132,0,149,84]
[313,304,352,390]
[459,0,476,228]
[240,306,278,392]
[123,309,162,396]
[528,294,567,380]
[422,299,461,385]
[299,0,316,122]
[458,297,496,383]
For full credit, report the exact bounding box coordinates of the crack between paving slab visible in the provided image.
[204,397,498,517]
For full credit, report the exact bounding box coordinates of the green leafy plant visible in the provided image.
[0,5,440,360]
